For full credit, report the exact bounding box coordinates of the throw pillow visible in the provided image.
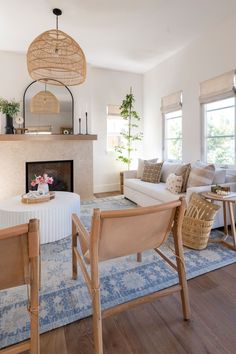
[187,162,215,188]
[166,173,183,194]
[141,162,163,183]
[212,168,226,184]
[225,170,236,183]
[137,158,158,179]
[175,163,191,192]
[160,162,184,183]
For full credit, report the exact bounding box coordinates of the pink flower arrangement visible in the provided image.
[31,173,54,187]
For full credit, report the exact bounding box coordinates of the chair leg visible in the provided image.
[92,287,103,354]
[72,221,78,280]
[137,252,142,262]
[177,257,190,320]
[173,232,190,320]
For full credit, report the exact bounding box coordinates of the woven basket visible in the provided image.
[182,216,214,250]
[182,193,220,250]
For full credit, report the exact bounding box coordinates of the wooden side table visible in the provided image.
[201,192,236,251]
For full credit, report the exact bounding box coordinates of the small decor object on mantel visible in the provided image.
[0,98,20,134]
[31,173,54,195]
[61,127,73,135]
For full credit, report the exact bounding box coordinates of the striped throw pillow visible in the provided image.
[187,162,215,188]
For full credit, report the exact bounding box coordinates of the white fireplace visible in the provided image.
[0,139,95,200]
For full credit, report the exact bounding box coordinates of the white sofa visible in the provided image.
[124,165,236,228]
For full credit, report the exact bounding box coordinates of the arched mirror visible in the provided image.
[23,79,74,134]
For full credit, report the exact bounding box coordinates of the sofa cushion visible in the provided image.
[160,162,183,183]
[187,162,215,188]
[225,169,236,183]
[212,168,226,184]
[141,162,163,183]
[137,158,158,178]
[125,178,184,203]
[166,173,183,194]
[175,163,191,192]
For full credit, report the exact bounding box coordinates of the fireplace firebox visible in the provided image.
[26,160,73,193]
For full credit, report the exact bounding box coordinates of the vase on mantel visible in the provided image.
[37,183,49,195]
[5,114,14,134]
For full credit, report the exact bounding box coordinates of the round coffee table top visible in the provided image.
[0,191,80,212]
[0,191,80,244]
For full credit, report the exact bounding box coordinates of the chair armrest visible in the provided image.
[123,170,137,179]
[72,214,90,256]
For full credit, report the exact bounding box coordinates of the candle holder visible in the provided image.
[78,117,82,134]
[85,112,88,134]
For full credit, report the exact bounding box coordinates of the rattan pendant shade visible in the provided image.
[30,90,60,114]
[27,9,86,86]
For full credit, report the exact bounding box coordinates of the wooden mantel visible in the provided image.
[0,134,97,141]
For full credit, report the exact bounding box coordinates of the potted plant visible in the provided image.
[115,87,143,171]
[0,98,20,134]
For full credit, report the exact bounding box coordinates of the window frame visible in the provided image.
[201,96,236,167]
[162,109,183,161]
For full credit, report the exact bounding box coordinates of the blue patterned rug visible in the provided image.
[1,196,236,348]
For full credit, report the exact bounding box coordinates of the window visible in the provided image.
[203,97,235,165]
[200,70,236,166]
[161,90,183,161]
[164,110,182,160]
[106,105,126,151]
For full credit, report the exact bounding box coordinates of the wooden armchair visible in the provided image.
[72,198,190,354]
[0,219,40,354]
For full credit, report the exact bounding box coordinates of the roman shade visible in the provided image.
[161,91,182,113]
[107,104,121,116]
[199,70,236,104]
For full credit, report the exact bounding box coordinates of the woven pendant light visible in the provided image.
[30,86,60,114]
[27,8,86,86]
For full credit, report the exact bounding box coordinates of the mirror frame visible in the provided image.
[23,79,74,133]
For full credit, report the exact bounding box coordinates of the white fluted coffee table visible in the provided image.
[0,191,80,244]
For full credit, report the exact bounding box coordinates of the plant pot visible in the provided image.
[37,183,49,195]
[5,114,14,134]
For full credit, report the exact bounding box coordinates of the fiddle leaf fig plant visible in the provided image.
[115,87,143,170]
[0,98,20,116]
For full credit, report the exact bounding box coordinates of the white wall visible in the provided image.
[143,14,236,164]
[0,51,143,193]
[91,67,143,192]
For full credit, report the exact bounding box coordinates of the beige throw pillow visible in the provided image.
[160,162,183,183]
[137,158,158,178]
[187,162,215,188]
[141,162,163,183]
[166,173,183,194]
[175,163,191,192]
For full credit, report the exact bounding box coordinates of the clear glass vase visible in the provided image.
[37,182,49,195]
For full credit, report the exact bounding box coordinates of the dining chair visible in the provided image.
[72,198,190,354]
[0,219,40,354]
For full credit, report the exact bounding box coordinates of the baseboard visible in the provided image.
[94,183,120,193]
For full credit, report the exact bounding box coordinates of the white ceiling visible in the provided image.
[1,0,236,73]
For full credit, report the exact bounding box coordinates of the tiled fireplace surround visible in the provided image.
[0,140,94,201]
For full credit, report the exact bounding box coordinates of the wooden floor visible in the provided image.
[38,264,236,354]
[94,191,121,198]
